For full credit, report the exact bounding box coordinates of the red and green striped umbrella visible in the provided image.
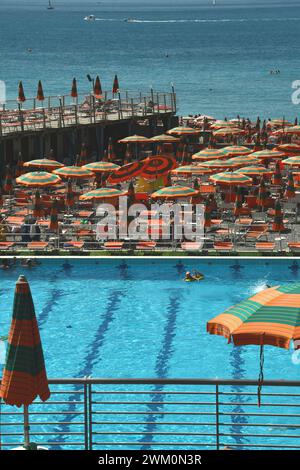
[17,81,26,103]
[226,156,259,167]
[282,156,300,167]
[66,179,75,208]
[151,185,199,199]
[83,162,120,173]
[250,150,286,160]
[141,155,178,180]
[71,77,78,98]
[234,186,243,216]
[112,74,119,94]
[3,166,13,193]
[267,119,293,128]
[23,159,64,170]
[220,145,251,157]
[33,190,43,218]
[107,137,115,162]
[50,199,59,231]
[210,172,252,186]
[272,198,285,232]
[79,188,126,201]
[284,172,296,199]
[210,120,237,129]
[204,199,212,228]
[107,161,146,184]
[77,142,88,166]
[53,166,94,179]
[36,80,44,101]
[256,177,268,208]
[94,75,103,99]
[150,134,179,143]
[198,159,228,168]
[167,127,200,136]
[171,165,212,175]
[282,125,300,135]
[213,127,246,137]
[192,148,226,161]
[239,165,272,177]
[0,275,50,407]
[16,171,61,187]
[118,135,152,144]
[272,161,282,185]
[276,143,300,154]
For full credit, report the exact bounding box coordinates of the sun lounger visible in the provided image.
[27,241,49,251]
[63,241,85,250]
[136,241,157,250]
[245,224,269,241]
[5,216,25,225]
[288,243,300,253]
[255,242,276,252]
[181,242,202,251]
[214,241,234,253]
[103,241,125,251]
[0,242,14,250]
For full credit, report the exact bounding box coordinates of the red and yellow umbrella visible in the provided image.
[192,148,226,161]
[140,155,178,180]
[23,159,64,170]
[17,81,26,103]
[17,171,61,187]
[213,127,246,137]
[83,162,120,173]
[53,166,94,179]
[33,190,43,218]
[107,161,146,184]
[151,185,199,199]
[210,171,252,186]
[167,127,200,136]
[79,188,126,201]
[284,172,296,199]
[94,75,103,99]
[282,125,300,135]
[106,137,115,162]
[36,80,44,101]
[210,120,237,129]
[77,142,88,166]
[71,78,78,98]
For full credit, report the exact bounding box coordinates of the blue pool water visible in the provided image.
[1,258,300,450]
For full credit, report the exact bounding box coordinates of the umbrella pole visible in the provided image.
[23,405,30,448]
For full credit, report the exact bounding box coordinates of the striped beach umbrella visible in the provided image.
[250,150,286,160]
[3,166,13,193]
[112,74,119,94]
[172,165,212,175]
[282,125,300,135]
[79,188,126,201]
[272,161,282,185]
[207,283,300,405]
[33,190,43,218]
[282,156,300,167]
[167,127,200,136]
[106,137,115,162]
[272,198,285,232]
[210,172,252,186]
[36,80,44,101]
[16,152,24,178]
[226,156,259,167]
[234,186,243,216]
[150,134,179,143]
[23,159,64,170]
[0,275,50,446]
[16,171,61,187]
[220,145,251,157]
[192,148,226,161]
[50,199,59,231]
[107,161,146,184]
[77,142,88,166]
[210,120,237,129]
[256,177,268,209]
[83,162,120,173]
[213,127,246,137]
[17,81,26,103]
[267,119,293,128]
[71,77,78,98]
[204,199,212,228]
[276,143,300,154]
[284,172,296,199]
[94,75,102,99]
[118,135,152,144]
[239,165,272,177]
[53,166,94,179]
[66,179,75,209]
[141,155,177,180]
[151,185,199,199]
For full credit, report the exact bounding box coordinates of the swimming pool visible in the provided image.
[1,258,300,449]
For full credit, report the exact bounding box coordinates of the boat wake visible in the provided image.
[93,17,300,24]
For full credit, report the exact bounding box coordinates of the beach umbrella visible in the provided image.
[220,145,251,157]
[16,171,61,187]
[226,156,259,167]
[204,199,212,228]
[118,135,152,144]
[3,166,13,193]
[112,74,119,94]
[256,177,268,209]
[17,81,26,103]
[106,137,115,162]
[165,172,172,187]
[276,143,300,154]
[239,165,272,177]
[171,165,212,176]
[211,159,245,169]
[83,162,120,173]
[207,282,300,405]
[0,275,50,448]
[36,80,44,101]
[49,199,59,231]
[272,161,282,185]
[151,185,199,199]
[272,198,285,232]
[209,172,252,186]
[210,120,237,129]
[213,127,246,137]
[282,156,300,167]
[66,179,75,209]
[150,134,179,143]
[267,119,293,128]
[250,150,286,160]
[233,186,243,216]
[33,190,43,218]
[107,161,146,184]
[282,125,300,135]
[71,78,78,98]
[53,166,94,179]
[23,158,64,170]
[77,142,88,166]
[192,148,226,161]
[79,188,126,201]
[284,172,296,199]
[16,152,24,178]
[141,155,177,180]
[94,75,102,99]
[167,126,200,136]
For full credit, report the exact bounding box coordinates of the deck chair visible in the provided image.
[27,241,49,251]
[255,242,276,253]
[214,241,234,253]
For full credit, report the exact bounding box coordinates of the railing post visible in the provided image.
[88,382,93,450]
[84,381,89,450]
[156,93,160,114]
[216,384,220,450]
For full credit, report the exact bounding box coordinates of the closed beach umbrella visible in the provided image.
[50,199,59,231]
[234,186,243,216]
[192,148,226,161]
[71,78,78,98]
[112,74,119,94]
[0,275,50,447]
[53,166,94,179]
[141,155,177,180]
[66,179,75,209]
[256,177,268,209]
[23,159,64,170]
[17,81,26,103]
[239,165,272,177]
[16,171,61,187]
[207,283,300,405]
[220,145,251,157]
[83,162,120,173]
[33,190,43,218]
[3,166,13,193]
[151,185,199,199]
[204,199,212,228]
[107,137,115,162]
[94,75,102,99]
[272,198,285,232]
[282,156,300,167]
[79,188,125,201]
[107,161,146,184]
[118,135,152,144]
[77,142,88,166]
[167,126,200,136]
[272,161,282,185]
[284,172,296,199]
[250,150,286,160]
[36,80,44,101]
[210,172,252,186]
[16,152,24,178]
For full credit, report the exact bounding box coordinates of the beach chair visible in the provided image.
[63,241,85,251]
[288,243,300,254]
[245,224,269,241]
[103,241,125,251]
[27,241,49,251]
[136,241,157,251]
[181,242,202,252]
[0,242,15,251]
[255,242,276,253]
[214,241,234,253]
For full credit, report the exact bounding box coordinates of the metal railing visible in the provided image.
[1,378,300,450]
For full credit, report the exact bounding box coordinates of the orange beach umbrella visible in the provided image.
[36,80,44,101]
[107,161,146,184]
[141,155,177,180]
[94,75,103,99]
[23,159,64,170]
[112,75,119,94]
[71,78,78,98]
[17,81,26,103]
[284,172,296,199]
[53,166,94,179]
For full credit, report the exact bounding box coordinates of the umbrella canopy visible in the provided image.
[213,127,246,137]
[17,81,26,103]
[50,199,59,231]
[79,188,126,201]
[234,186,243,216]
[66,179,75,208]
[83,162,120,173]
[285,172,296,199]
[239,165,272,177]
[33,190,43,218]
[0,275,50,407]
[71,78,78,98]
[282,125,300,135]
[172,165,212,175]
[150,134,179,143]
[210,172,252,186]
[256,177,268,208]
[112,74,119,94]
[36,80,44,101]
[118,135,152,144]
[16,171,61,187]
[276,143,300,154]
[282,156,300,167]
[272,198,285,232]
[3,166,13,193]
[272,161,282,185]
[94,75,103,99]
[167,127,200,136]
[226,156,259,167]
[53,166,94,179]
[250,150,286,160]
[192,148,226,161]
[220,145,251,157]
[23,159,64,170]
[107,161,146,184]
[151,185,199,199]
[141,155,178,180]
[210,120,237,129]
